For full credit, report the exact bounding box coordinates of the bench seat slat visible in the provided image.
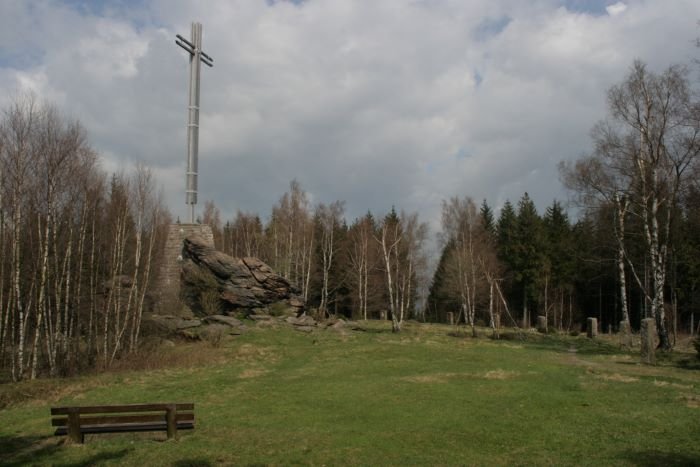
[54,422,194,436]
[51,403,193,415]
[52,413,194,427]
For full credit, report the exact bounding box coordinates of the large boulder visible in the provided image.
[180,235,304,316]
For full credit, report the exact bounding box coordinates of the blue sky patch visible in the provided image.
[473,15,511,41]
[267,0,306,7]
[0,47,44,70]
[560,0,617,16]
[473,70,483,88]
[58,0,147,16]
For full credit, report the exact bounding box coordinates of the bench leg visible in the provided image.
[67,409,83,444]
[166,404,177,440]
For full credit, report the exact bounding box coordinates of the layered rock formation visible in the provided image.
[180,235,304,316]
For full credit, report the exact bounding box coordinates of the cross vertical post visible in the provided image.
[176,22,213,223]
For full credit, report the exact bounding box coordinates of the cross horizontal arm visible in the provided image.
[176,40,194,55]
[175,39,213,67]
[176,34,194,49]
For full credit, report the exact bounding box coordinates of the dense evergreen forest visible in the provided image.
[1,59,699,380]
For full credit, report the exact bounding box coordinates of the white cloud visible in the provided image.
[1,0,699,240]
[77,19,149,80]
[606,2,627,17]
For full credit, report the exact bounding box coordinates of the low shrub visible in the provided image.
[269,302,292,317]
[200,325,227,348]
[200,289,222,316]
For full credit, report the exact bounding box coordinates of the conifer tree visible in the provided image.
[543,200,574,329]
[514,193,546,328]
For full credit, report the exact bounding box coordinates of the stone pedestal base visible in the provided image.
[155,223,214,314]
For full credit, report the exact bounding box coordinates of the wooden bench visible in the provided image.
[51,403,195,443]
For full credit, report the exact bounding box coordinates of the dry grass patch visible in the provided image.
[679,393,700,408]
[110,341,230,372]
[653,380,694,390]
[593,372,639,383]
[233,343,278,365]
[401,369,520,384]
[498,343,524,349]
[401,373,459,384]
[0,378,114,409]
[482,369,519,380]
[239,368,269,379]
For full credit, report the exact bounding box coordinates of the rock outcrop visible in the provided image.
[180,235,304,316]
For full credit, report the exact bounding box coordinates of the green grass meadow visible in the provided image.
[1,321,699,466]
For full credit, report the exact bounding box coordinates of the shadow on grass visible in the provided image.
[448,329,628,356]
[172,459,214,467]
[1,434,131,467]
[1,434,60,467]
[621,448,700,466]
[674,358,700,371]
[615,355,700,372]
[54,449,132,467]
[350,326,393,334]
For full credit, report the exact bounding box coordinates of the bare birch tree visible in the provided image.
[348,213,376,320]
[440,196,497,336]
[265,180,314,300]
[560,143,633,329]
[0,94,38,380]
[315,201,345,318]
[564,61,700,349]
[376,209,428,332]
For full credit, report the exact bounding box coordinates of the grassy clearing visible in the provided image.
[1,321,699,466]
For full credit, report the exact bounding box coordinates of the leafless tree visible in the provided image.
[224,211,264,258]
[560,136,633,329]
[265,180,315,301]
[348,214,376,320]
[0,94,39,380]
[440,196,499,336]
[316,201,345,318]
[376,210,428,332]
[202,200,222,249]
[563,61,700,349]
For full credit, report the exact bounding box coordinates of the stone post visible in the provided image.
[587,317,598,338]
[536,315,547,333]
[640,318,656,365]
[446,312,454,325]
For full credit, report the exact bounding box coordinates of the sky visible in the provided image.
[1,0,699,250]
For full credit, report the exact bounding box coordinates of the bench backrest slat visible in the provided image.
[52,413,194,427]
[51,403,193,415]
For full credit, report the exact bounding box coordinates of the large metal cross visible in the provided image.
[176,22,213,224]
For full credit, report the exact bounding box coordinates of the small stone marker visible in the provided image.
[587,317,598,338]
[446,312,454,325]
[640,318,656,364]
[536,315,547,333]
